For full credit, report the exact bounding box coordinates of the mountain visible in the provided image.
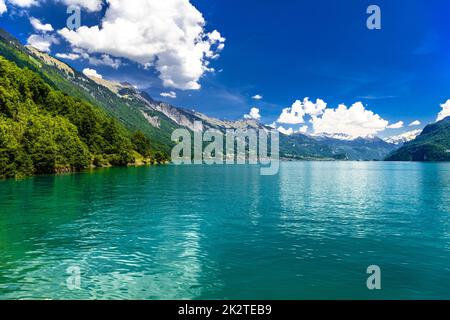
[0,28,273,153]
[280,133,398,161]
[0,28,179,155]
[0,28,401,164]
[384,129,422,145]
[0,54,162,179]
[279,133,344,160]
[386,117,450,161]
[311,135,399,161]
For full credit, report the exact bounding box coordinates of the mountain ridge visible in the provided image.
[386,117,450,161]
[0,27,402,162]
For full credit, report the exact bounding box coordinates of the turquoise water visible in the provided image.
[1,162,450,300]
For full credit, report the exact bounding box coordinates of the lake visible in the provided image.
[1,162,450,299]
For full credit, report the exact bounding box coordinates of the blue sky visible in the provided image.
[1,0,450,139]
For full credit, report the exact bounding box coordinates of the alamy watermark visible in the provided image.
[66,265,81,290]
[367,5,381,30]
[171,121,280,176]
[66,5,81,30]
[367,265,382,290]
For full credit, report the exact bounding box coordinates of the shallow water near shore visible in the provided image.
[1,162,450,299]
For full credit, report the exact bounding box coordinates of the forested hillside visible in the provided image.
[0,28,178,156]
[386,117,450,161]
[0,56,164,179]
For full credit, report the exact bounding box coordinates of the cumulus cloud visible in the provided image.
[302,98,327,116]
[160,91,177,99]
[1,0,104,16]
[277,125,308,136]
[385,129,422,145]
[277,126,294,136]
[83,68,102,79]
[30,17,54,32]
[244,107,261,121]
[311,102,389,138]
[60,0,103,12]
[0,0,7,14]
[5,0,103,11]
[56,52,81,60]
[277,101,305,124]
[387,121,404,129]
[27,34,59,52]
[277,98,327,125]
[58,0,225,90]
[298,125,308,134]
[252,94,263,100]
[89,54,122,69]
[437,100,450,122]
[8,0,39,7]
[409,120,421,127]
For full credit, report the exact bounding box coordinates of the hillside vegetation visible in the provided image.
[0,56,164,179]
[0,29,178,156]
[386,117,450,161]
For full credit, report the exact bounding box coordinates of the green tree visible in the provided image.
[131,131,152,158]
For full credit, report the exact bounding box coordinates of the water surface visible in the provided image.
[1,162,450,299]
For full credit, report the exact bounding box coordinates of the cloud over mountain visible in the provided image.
[310,102,389,138]
[274,98,397,138]
[58,0,225,90]
[244,107,261,121]
[60,0,103,12]
[387,121,404,129]
[30,17,53,32]
[27,34,58,52]
[0,0,7,14]
[82,68,102,79]
[437,100,450,122]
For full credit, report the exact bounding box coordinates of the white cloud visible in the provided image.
[60,0,103,12]
[311,102,389,138]
[277,98,327,125]
[252,94,263,100]
[89,54,122,69]
[8,0,39,8]
[277,126,294,136]
[30,17,54,32]
[276,125,307,136]
[61,48,121,68]
[409,120,421,127]
[1,0,103,15]
[56,52,81,60]
[244,107,261,121]
[27,34,59,52]
[437,100,450,122]
[385,129,422,145]
[82,68,102,79]
[277,101,305,124]
[58,0,225,90]
[160,91,177,99]
[387,121,404,129]
[298,125,308,134]
[302,98,327,116]
[0,0,7,14]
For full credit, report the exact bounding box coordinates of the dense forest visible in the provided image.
[0,56,167,179]
[386,116,450,161]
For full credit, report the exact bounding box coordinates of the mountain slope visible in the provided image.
[0,28,402,163]
[386,117,450,161]
[312,135,398,161]
[279,133,343,160]
[0,28,178,155]
[0,55,151,178]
